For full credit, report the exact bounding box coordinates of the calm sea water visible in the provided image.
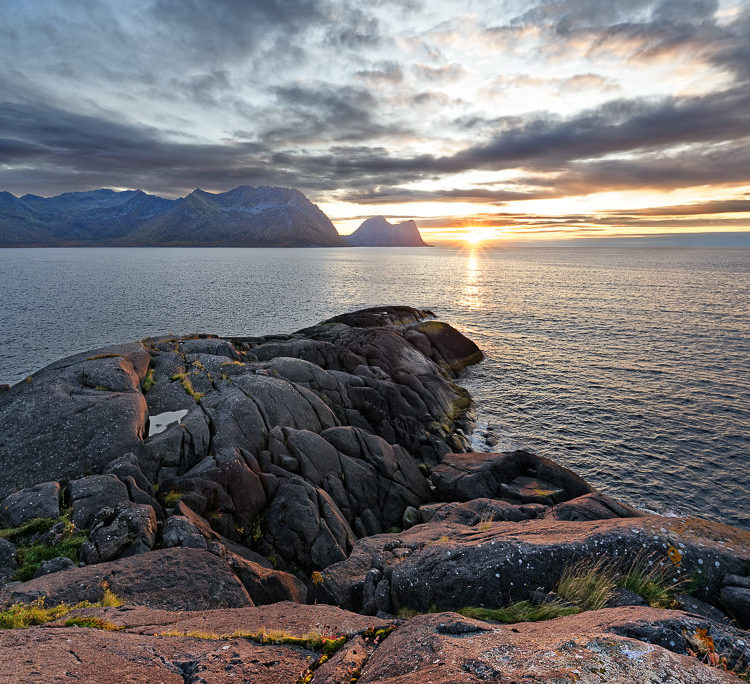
[1,246,748,528]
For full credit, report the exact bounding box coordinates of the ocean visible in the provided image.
[1,246,748,528]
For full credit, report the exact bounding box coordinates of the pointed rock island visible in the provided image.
[346,216,429,247]
[0,306,748,682]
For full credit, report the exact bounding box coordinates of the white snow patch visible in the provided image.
[148,409,188,437]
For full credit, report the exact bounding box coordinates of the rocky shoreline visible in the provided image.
[0,306,748,682]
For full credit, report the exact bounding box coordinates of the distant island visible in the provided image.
[346,215,429,247]
[0,185,429,248]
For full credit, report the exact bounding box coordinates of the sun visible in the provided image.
[463,227,493,246]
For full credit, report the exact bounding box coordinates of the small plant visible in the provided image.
[619,554,682,608]
[141,368,156,392]
[64,616,120,630]
[0,588,125,630]
[0,517,56,542]
[162,491,182,507]
[100,582,123,608]
[556,557,617,611]
[0,598,76,629]
[396,607,420,618]
[477,509,494,531]
[14,533,87,581]
[311,571,324,586]
[181,376,203,402]
[459,600,579,624]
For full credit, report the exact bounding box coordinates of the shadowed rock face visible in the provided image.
[0,306,748,684]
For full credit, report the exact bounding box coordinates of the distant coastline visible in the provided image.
[0,185,429,248]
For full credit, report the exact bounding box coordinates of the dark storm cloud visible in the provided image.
[265,83,400,143]
[2,0,749,232]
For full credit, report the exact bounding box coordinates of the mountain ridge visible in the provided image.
[0,185,346,247]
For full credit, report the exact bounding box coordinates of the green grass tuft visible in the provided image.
[459,600,580,624]
[556,557,618,611]
[162,491,183,507]
[64,616,121,630]
[0,517,56,543]
[619,554,682,608]
[15,533,87,582]
[141,368,156,393]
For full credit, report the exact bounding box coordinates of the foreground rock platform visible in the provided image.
[0,604,747,683]
[0,306,748,681]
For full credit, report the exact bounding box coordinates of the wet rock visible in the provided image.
[0,547,253,610]
[1,481,60,527]
[70,474,130,528]
[32,556,75,578]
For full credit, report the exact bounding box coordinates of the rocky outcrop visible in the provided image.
[357,608,749,683]
[0,343,149,495]
[0,547,253,610]
[0,305,748,683]
[319,514,750,615]
[0,604,746,683]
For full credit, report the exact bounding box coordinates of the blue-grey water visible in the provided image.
[1,246,748,528]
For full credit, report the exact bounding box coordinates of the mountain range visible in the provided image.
[0,186,429,247]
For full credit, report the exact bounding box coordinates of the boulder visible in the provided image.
[70,474,129,528]
[1,481,60,527]
[429,450,594,504]
[321,515,750,614]
[0,343,149,498]
[162,515,207,550]
[545,491,644,521]
[81,501,157,563]
[262,477,355,572]
[0,548,252,610]
[720,585,750,629]
[104,452,153,494]
[32,556,75,578]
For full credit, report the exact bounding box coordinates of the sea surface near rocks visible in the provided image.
[1,245,748,528]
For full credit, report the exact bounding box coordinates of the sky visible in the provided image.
[2,0,750,242]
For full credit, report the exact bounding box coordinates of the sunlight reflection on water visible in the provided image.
[1,245,748,528]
